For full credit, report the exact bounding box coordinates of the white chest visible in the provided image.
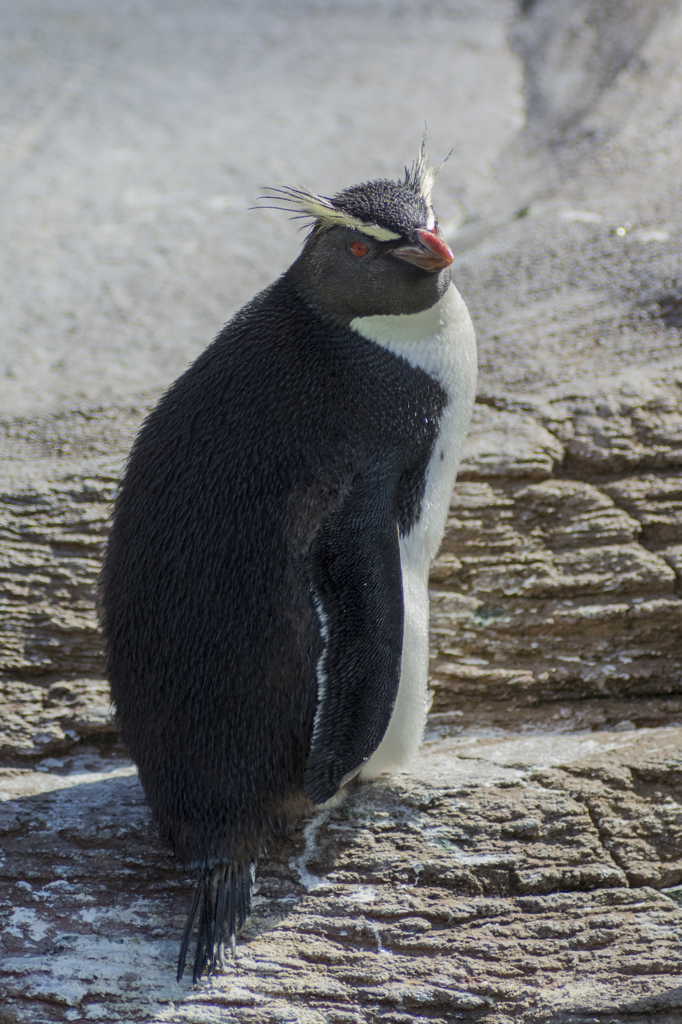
[350,283,477,777]
[351,283,477,557]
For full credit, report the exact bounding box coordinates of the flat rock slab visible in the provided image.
[2,727,682,1023]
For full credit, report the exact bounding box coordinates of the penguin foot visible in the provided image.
[177,861,256,983]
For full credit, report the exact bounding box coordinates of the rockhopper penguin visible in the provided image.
[100,142,477,982]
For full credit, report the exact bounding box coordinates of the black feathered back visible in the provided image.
[100,273,445,870]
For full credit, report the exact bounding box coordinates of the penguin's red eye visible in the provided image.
[349,241,368,258]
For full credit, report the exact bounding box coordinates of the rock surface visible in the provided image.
[3,728,682,1023]
[2,1,682,1022]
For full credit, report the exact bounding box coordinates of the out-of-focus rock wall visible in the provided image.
[510,0,671,141]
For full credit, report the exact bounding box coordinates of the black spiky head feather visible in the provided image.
[259,138,437,243]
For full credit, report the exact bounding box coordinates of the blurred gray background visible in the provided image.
[0,0,522,413]
[1,0,680,419]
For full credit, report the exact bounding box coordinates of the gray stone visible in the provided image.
[4,731,682,1022]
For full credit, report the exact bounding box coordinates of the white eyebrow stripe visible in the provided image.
[341,217,402,242]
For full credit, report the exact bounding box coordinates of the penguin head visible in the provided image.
[263,142,455,322]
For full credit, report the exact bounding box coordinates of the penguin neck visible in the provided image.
[351,289,446,346]
[348,284,475,387]
[284,255,450,327]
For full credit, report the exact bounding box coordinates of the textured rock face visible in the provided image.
[430,375,682,723]
[0,461,119,758]
[3,373,682,761]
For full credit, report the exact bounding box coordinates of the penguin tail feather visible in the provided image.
[177,861,256,983]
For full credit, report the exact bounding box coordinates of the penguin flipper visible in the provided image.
[304,480,404,806]
[177,861,256,983]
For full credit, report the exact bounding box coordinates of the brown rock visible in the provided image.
[458,407,564,481]
[429,378,682,719]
